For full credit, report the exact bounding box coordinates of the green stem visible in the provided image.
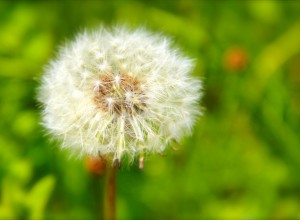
[104,164,116,220]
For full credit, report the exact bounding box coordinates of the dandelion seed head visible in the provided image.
[38,26,203,164]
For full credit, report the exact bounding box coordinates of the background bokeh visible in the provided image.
[1,0,300,219]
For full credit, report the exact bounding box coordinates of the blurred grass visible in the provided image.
[0,0,300,219]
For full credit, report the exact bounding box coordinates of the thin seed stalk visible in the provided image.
[104,164,116,220]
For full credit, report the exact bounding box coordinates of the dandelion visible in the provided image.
[38,26,202,166]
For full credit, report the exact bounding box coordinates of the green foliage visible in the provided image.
[0,0,300,219]
[0,159,55,219]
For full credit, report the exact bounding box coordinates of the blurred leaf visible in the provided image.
[254,23,300,82]
[26,175,56,219]
[12,111,38,138]
[23,32,54,68]
[8,159,33,185]
[0,177,27,219]
[248,0,282,24]
[0,3,37,54]
[246,23,300,103]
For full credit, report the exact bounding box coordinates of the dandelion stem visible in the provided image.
[104,164,116,220]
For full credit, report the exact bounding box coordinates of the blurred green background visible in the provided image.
[1,0,300,219]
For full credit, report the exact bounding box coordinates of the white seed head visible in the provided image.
[38,26,203,164]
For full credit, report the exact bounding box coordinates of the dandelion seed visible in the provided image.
[38,26,203,165]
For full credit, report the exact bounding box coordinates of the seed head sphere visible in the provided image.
[38,26,202,164]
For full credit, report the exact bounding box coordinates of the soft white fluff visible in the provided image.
[38,26,202,163]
